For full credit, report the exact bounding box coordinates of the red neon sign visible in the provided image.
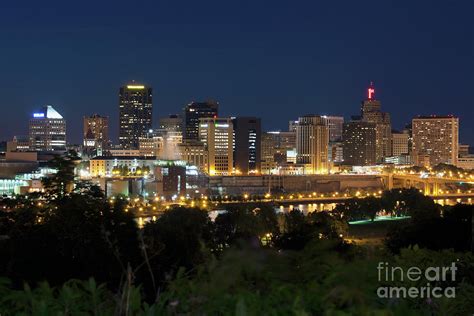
[367,82,375,100]
[368,87,375,99]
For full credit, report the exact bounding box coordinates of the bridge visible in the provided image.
[132,192,474,218]
[381,173,473,196]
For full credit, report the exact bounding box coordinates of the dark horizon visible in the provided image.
[0,0,472,144]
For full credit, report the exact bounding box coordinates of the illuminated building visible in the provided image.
[89,156,156,177]
[288,120,298,132]
[139,135,163,157]
[83,114,109,151]
[278,131,297,151]
[261,132,278,174]
[198,117,233,175]
[261,130,297,174]
[267,131,296,160]
[155,164,186,198]
[391,131,409,156]
[343,120,377,166]
[138,129,182,159]
[295,115,329,174]
[323,116,344,142]
[159,114,182,133]
[232,117,261,174]
[184,101,218,141]
[385,129,412,166]
[7,136,30,152]
[360,82,392,162]
[457,156,474,170]
[119,83,153,149]
[178,141,208,172]
[109,149,141,157]
[29,105,66,152]
[412,115,459,167]
[459,144,470,157]
[329,142,344,163]
[384,155,411,165]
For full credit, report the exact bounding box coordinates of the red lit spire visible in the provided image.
[367,81,375,100]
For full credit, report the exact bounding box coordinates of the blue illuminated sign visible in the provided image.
[33,113,45,118]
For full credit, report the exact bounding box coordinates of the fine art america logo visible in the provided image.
[377,262,457,299]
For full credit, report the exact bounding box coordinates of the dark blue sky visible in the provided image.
[0,0,473,144]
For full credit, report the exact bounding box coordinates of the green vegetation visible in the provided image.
[0,154,473,314]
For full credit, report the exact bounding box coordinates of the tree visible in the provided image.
[381,188,440,221]
[274,209,313,250]
[142,207,214,291]
[214,205,263,248]
[42,150,80,198]
[254,204,279,237]
[308,211,348,239]
[333,197,381,222]
[0,189,141,289]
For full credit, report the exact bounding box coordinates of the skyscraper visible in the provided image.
[412,115,459,167]
[295,115,329,174]
[198,117,233,176]
[29,105,66,152]
[184,101,218,141]
[261,132,278,174]
[343,120,377,166]
[119,83,153,149]
[323,116,344,142]
[83,114,109,151]
[360,83,392,162]
[159,114,183,133]
[391,131,409,157]
[232,117,261,174]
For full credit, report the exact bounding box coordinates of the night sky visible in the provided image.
[0,0,472,145]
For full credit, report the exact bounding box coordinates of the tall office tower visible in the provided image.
[360,82,392,162]
[403,124,413,149]
[260,130,297,174]
[261,132,278,174]
[159,114,183,133]
[295,115,329,174]
[119,83,153,149]
[198,117,233,176]
[391,131,409,156]
[29,105,66,152]
[412,115,459,167]
[83,114,109,151]
[232,117,261,174]
[323,116,344,142]
[184,101,218,141]
[343,120,377,166]
[271,131,297,151]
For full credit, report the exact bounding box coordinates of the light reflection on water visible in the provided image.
[136,198,472,227]
[434,199,467,206]
[280,203,336,215]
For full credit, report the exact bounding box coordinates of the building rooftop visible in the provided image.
[32,105,64,119]
[91,156,157,160]
[414,115,458,119]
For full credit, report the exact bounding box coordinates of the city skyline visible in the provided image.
[0,1,472,144]
[1,81,472,147]
[1,2,473,314]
